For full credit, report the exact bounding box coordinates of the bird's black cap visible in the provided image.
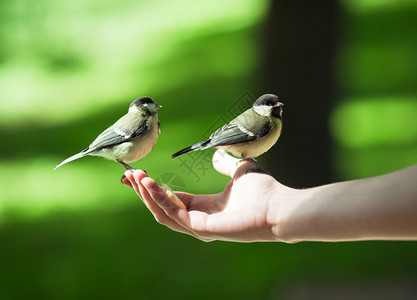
[253,94,280,107]
[130,97,155,107]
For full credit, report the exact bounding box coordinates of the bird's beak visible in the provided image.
[274,102,284,108]
[156,104,162,109]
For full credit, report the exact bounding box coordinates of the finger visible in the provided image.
[212,149,266,179]
[212,149,240,177]
[123,170,136,189]
[133,173,183,229]
[122,173,132,188]
[124,172,210,240]
[131,169,148,184]
[141,177,188,221]
[135,175,209,239]
[124,169,135,183]
[124,170,144,199]
[131,169,151,200]
[141,177,212,241]
[171,192,222,213]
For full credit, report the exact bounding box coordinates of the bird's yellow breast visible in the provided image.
[96,115,160,163]
[219,118,282,159]
[121,115,160,163]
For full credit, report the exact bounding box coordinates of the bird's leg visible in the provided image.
[118,161,148,183]
[118,160,136,183]
[237,158,272,176]
[118,160,136,171]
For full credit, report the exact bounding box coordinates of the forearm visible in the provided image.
[276,165,417,242]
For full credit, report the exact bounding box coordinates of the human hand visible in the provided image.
[122,150,299,242]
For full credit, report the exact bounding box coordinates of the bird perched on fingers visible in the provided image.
[54,97,161,171]
[172,94,283,161]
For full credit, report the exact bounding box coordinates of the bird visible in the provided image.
[54,97,161,171]
[172,94,283,161]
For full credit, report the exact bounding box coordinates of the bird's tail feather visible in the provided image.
[54,152,86,170]
[172,145,196,159]
[172,141,208,159]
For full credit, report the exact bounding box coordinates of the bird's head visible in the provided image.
[129,97,162,114]
[252,94,284,119]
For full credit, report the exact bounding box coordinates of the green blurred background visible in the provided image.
[1,0,417,299]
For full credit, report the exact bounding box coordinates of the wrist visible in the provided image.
[271,183,356,243]
[267,181,311,243]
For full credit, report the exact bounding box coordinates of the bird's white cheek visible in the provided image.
[253,105,271,117]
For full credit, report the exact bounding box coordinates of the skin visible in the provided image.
[122,150,417,243]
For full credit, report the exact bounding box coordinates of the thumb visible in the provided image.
[212,149,259,178]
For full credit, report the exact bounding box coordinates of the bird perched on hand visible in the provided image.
[54,97,161,171]
[172,94,283,160]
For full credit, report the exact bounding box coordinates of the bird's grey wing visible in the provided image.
[206,113,273,148]
[87,117,148,152]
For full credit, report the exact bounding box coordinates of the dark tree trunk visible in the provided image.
[260,0,340,188]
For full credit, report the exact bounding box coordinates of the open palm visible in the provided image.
[122,150,285,242]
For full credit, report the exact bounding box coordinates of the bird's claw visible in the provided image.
[118,161,136,171]
[121,174,127,184]
[237,158,271,175]
[120,169,147,184]
[245,167,272,176]
[236,158,257,167]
